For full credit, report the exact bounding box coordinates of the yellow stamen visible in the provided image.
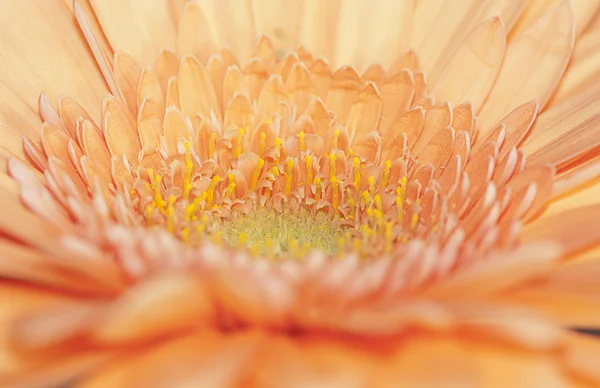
[362,190,371,207]
[145,202,154,226]
[298,130,306,151]
[374,194,383,214]
[181,226,190,244]
[208,133,217,159]
[166,195,176,233]
[329,153,337,180]
[382,160,392,188]
[305,155,313,185]
[353,157,361,188]
[238,232,247,247]
[153,175,166,211]
[183,142,194,200]
[353,238,361,253]
[234,128,245,158]
[333,129,340,149]
[259,132,267,156]
[368,176,376,196]
[250,158,264,191]
[396,186,404,224]
[225,181,236,199]
[411,213,420,231]
[314,177,322,201]
[206,175,220,208]
[250,241,261,256]
[275,137,283,163]
[348,197,355,220]
[331,176,339,212]
[385,222,392,252]
[289,238,299,257]
[284,158,294,195]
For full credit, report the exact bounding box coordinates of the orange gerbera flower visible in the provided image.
[1,0,600,386]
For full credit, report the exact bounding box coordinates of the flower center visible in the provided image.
[220,207,342,256]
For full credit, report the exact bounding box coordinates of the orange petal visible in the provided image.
[432,17,506,112]
[412,103,452,155]
[154,49,180,93]
[346,83,382,142]
[412,0,524,84]
[551,21,600,103]
[522,203,600,257]
[88,0,177,65]
[137,68,164,116]
[137,98,164,150]
[114,52,142,116]
[478,2,574,134]
[252,1,303,52]
[163,107,193,156]
[102,97,141,162]
[94,273,213,344]
[176,1,217,64]
[178,56,221,120]
[424,243,561,298]
[325,66,363,125]
[298,0,339,60]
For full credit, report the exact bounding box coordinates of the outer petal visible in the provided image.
[0,1,107,157]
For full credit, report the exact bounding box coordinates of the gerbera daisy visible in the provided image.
[1,0,600,386]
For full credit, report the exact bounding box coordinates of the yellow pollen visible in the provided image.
[396,186,405,223]
[184,197,201,222]
[353,157,361,188]
[238,232,247,247]
[367,207,374,225]
[284,158,294,195]
[208,133,217,159]
[305,155,313,185]
[225,181,236,199]
[329,153,337,180]
[153,175,166,211]
[368,176,376,196]
[374,194,383,213]
[348,197,355,219]
[183,142,194,200]
[333,129,340,149]
[331,176,339,212]
[382,160,392,188]
[206,175,220,208]
[234,128,245,157]
[166,195,176,233]
[353,238,361,253]
[315,177,322,201]
[181,226,190,244]
[275,137,283,163]
[259,132,267,156]
[250,241,261,256]
[298,131,306,151]
[411,213,420,231]
[251,158,264,190]
[362,190,371,207]
[145,202,154,226]
[385,222,392,252]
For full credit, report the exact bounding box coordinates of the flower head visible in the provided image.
[1,0,600,386]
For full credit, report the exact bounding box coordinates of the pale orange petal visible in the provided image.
[478,2,574,135]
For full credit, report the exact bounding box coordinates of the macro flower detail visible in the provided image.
[2,0,600,386]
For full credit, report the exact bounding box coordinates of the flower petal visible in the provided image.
[478,1,574,136]
[87,0,178,66]
[432,17,506,112]
[78,330,262,387]
[0,1,107,157]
